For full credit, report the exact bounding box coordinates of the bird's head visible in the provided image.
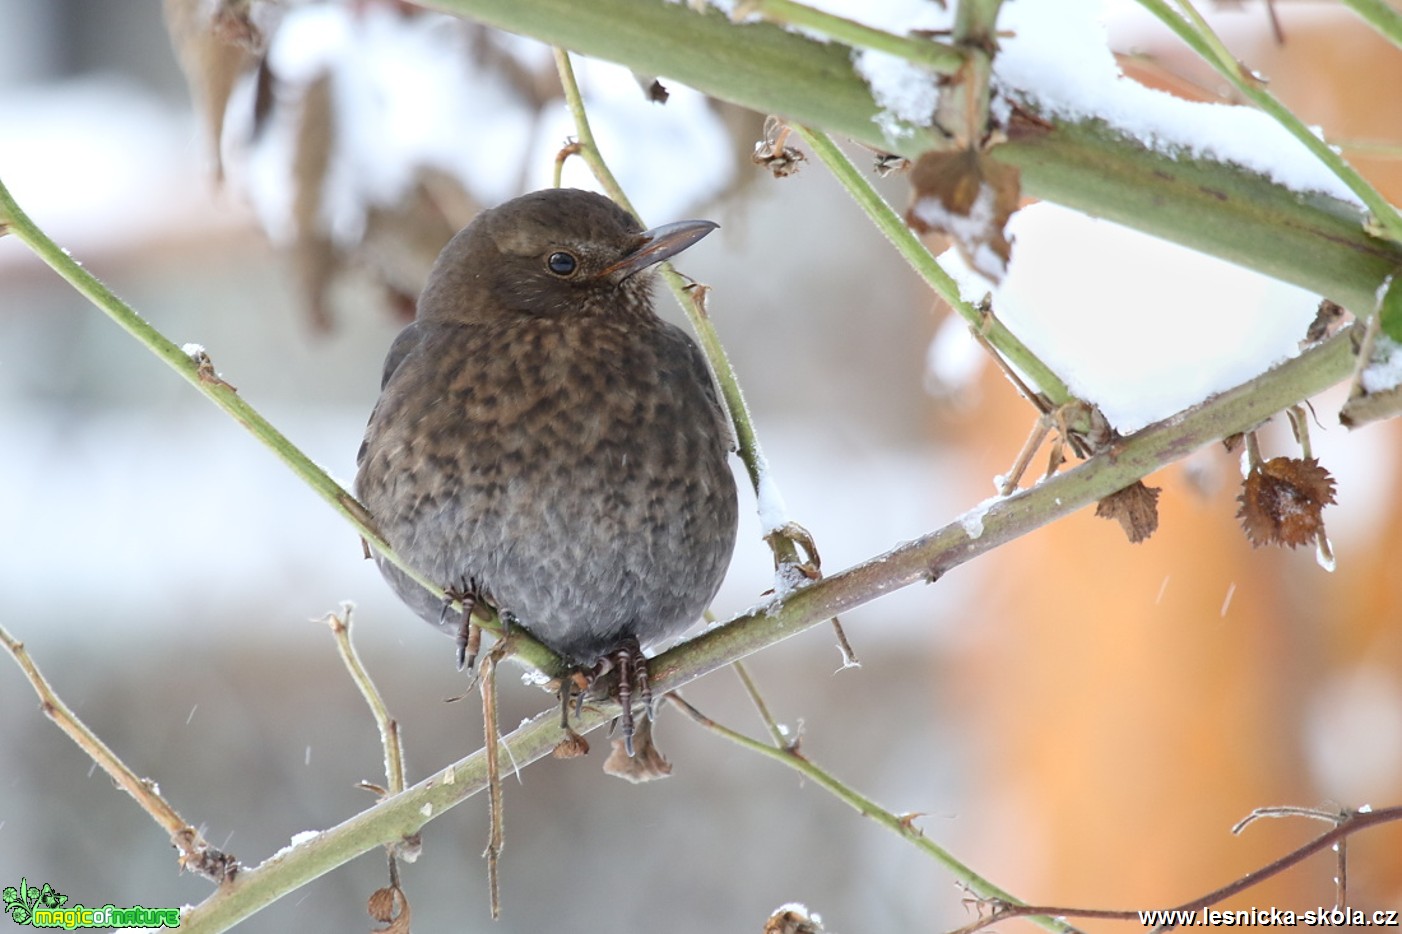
[418,188,717,323]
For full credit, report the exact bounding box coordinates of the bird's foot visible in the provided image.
[441,577,485,671]
[561,638,653,757]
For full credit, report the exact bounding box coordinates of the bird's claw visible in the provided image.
[559,638,654,757]
[442,577,484,671]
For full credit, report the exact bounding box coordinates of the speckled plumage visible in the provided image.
[355,189,738,669]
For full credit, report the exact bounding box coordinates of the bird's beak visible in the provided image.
[597,219,719,281]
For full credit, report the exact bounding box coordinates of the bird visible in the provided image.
[354,188,739,754]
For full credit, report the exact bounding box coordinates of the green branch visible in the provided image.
[1138,0,1402,242]
[668,694,1080,934]
[738,0,963,74]
[1340,0,1402,50]
[173,319,1361,930]
[793,125,1070,402]
[552,48,807,572]
[427,0,1402,312]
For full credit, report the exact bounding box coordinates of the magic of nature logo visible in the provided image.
[3,879,179,929]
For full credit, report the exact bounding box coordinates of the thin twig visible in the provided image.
[791,124,1071,404]
[1001,415,1053,495]
[480,649,505,920]
[1139,0,1402,242]
[666,693,1082,934]
[1234,805,1352,910]
[0,623,237,883]
[731,661,791,749]
[1284,405,1336,566]
[1339,0,1402,51]
[736,0,963,74]
[551,48,827,584]
[0,176,562,679]
[950,806,1402,934]
[322,604,406,797]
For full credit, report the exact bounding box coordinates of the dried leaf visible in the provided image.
[552,730,590,759]
[1340,383,1402,429]
[367,885,411,933]
[764,904,825,934]
[1095,481,1161,544]
[906,148,1020,281]
[1237,456,1336,547]
[602,716,672,783]
[1304,299,1344,343]
[873,152,911,176]
[291,71,337,332]
[752,116,805,178]
[163,0,264,180]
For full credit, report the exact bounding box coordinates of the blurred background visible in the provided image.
[0,1,1399,931]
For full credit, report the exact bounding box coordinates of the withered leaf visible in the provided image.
[1304,299,1344,344]
[752,116,805,178]
[906,148,1020,281]
[873,152,911,176]
[602,715,672,783]
[291,71,336,332]
[368,884,411,933]
[163,0,263,179]
[1237,456,1336,548]
[1095,480,1161,544]
[764,905,825,934]
[551,729,590,759]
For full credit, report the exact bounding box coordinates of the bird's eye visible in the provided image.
[547,251,578,276]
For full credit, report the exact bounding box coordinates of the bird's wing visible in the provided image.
[356,323,423,469]
[380,322,422,389]
[676,327,738,454]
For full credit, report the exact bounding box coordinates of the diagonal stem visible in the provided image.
[792,124,1070,402]
[551,47,811,572]
[0,176,563,678]
[1138,0,1402,243]
[667,693,1082,934]
[0,623,237,883]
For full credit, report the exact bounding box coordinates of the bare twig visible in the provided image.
[731,661,792,750]
[551,47,828,590]
[322,604,406,797]
[666,693,1081,934]
[950,806,1402,934]
[1233,805,1352,910]
[0,623,238,884]
[480,649,505,919]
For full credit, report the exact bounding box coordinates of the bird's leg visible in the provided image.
[602,638,650,756]
[562,640,653,756]
[615,648,634,755]
[442,577,482,671]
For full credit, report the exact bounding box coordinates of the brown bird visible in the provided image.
[355,188,739,753]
